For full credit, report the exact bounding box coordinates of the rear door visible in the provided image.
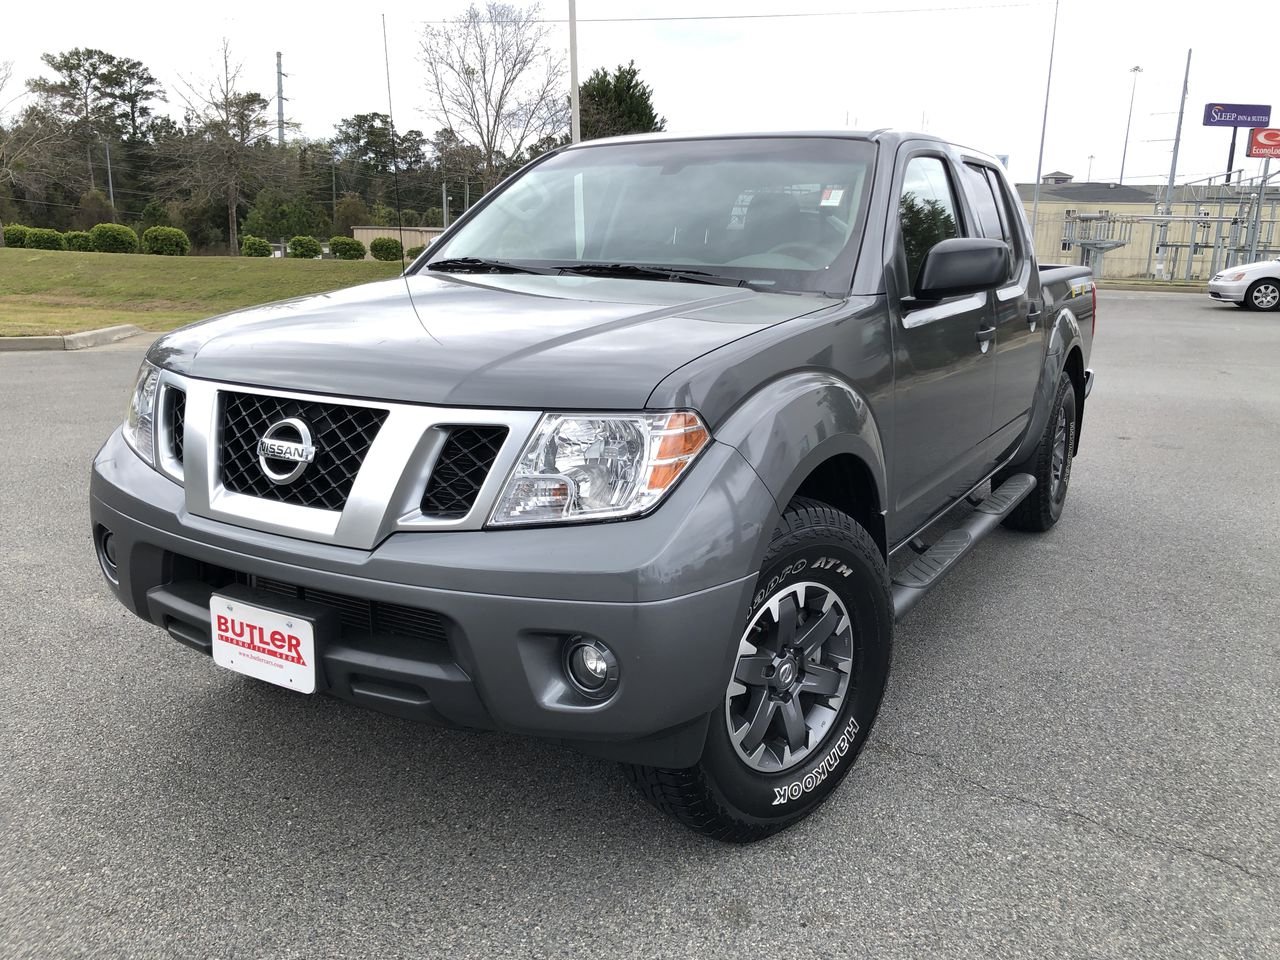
[962,161,1045,455]
[886,147,998,542]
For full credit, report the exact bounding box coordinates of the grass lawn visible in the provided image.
[0,248,403,337]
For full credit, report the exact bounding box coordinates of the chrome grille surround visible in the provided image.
[153,370,540,548]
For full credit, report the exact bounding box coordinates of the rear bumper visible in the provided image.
[1208,278,1249,303]
[91,428,777,767]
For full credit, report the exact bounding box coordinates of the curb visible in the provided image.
[0,324,144,352]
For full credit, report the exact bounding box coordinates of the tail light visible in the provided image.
[1091,281,1097,336]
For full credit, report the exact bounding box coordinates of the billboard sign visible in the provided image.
[1246,128,1280,159]
[1203,103,1271,127]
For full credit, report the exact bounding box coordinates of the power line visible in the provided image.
[417,2,1046,24]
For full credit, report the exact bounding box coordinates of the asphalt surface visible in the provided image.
[2,292,1277,959]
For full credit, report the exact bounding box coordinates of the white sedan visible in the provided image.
[1208,258,1280,311]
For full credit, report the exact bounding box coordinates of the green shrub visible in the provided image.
[24,227,68,251]
[90,222,139,254]
[329,236,366,260]
[2,224,29,248]
[369,236,403,261]
[406,244,426,260]
[288,235,323,259]
[240,235,273,257]
[142,226,191,256]
[64,230,95,252]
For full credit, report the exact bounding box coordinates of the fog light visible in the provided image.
[95,526,119,585]
[564,638,618,699]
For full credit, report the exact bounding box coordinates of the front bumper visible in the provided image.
[1208,278,1249,303]
[91,429,777,767]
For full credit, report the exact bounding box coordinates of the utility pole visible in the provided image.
[1087,154,1095,181]
[1030,0,1062,234]
[276,52,286,146]
[1156,49,1192,279]
[1119,65,1142,185]
[568,0,581,143]
[103,140,116,220]
[442,182,449,228]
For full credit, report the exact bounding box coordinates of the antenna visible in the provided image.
[381,14,407,268]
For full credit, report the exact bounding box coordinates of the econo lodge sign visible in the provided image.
[1247,128,1280,159]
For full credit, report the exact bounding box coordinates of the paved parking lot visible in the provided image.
[1,291,1277,959]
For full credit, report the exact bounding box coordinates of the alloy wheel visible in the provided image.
[1051,406,1070,502]
[725,581,855,774]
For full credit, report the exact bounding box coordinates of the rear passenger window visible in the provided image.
[899,157,961,291]
[984,166,1026,273]
[963,163,1004,242]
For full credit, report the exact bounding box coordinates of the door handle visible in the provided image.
[1027,306,1042,332]
[976,326,996,354]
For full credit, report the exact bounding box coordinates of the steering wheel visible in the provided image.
[762,242,824,265]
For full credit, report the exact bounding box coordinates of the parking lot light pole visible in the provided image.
[1030,0,1061,236]
[1119,66,1142,185]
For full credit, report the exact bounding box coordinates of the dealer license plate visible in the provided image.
[210,594,317,694]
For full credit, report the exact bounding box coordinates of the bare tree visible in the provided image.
[0,61,69,203]
[420,3,567,188]
[167,40,274,252]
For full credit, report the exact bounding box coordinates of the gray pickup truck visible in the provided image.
[91,130,1095,841]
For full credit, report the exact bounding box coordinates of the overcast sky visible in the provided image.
[5,0,1278,187]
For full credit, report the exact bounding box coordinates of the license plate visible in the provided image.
[210,594,317,694]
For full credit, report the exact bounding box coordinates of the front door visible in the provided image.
[887,151,998,543]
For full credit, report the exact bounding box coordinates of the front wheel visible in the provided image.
[624,498,892,842]
[1245,279,1280,311]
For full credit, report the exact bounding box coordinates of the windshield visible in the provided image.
[421,137,876,295]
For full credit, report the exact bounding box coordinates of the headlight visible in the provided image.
[489,411,710,525]
[1227,272,1246,281]
[122,360,160,466]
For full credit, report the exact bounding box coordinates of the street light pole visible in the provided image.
[568,0,581,143]
[1119,65,1142,185]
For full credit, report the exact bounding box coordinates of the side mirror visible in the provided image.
[914,237,1009,301]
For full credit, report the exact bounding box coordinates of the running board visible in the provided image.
[891,473,1036,621]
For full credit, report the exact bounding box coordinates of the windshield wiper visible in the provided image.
[425,257,557,275]
[555,263,751,287]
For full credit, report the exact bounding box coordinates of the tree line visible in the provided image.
[0,2,665,254]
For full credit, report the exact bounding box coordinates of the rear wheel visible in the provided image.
[1001,374,1077,532]
[624,498,892,842]
[1245,279,1280,311]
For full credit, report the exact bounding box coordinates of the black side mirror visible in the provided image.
[915,237,1009,300]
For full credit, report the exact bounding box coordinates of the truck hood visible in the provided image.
[150,273,834,409]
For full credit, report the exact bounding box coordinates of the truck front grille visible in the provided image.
[235,571,449,645]
[218,391,388,511]
[421,426,509,519]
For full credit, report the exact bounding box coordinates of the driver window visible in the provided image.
[899,157,961,291]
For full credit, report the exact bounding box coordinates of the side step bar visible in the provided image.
[891,473,1036,621]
